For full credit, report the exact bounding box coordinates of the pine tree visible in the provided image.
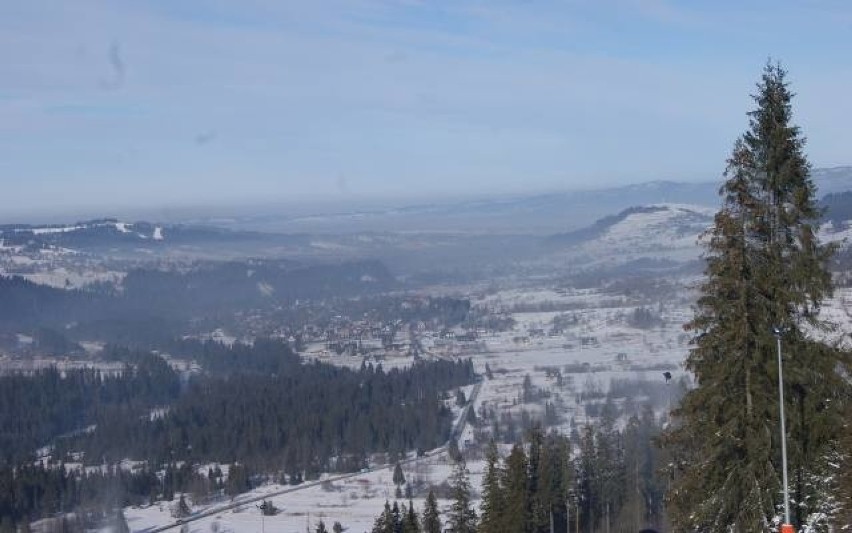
[575,425,599,531]
[392,501,403,533]
[316,520,329,533]
[479,440,505,533]
[502,444,530,533]
[596,402,624,532]
[174,494,191,518]
[332,522,345,533]
[402,500,421,533]
[394,463,406,486]
[538,433,571,533]
[373,501,396,533]
[447,460,477,533]
[421,491,441,533]
[664,62,849,531]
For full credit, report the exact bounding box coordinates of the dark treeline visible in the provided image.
[0,259,394,334]
[571,407,667,533]
[0,268,479,357]
[115,338,300,376]
[65,353,476,475]
[0,340,476,528]
[480,412,666,533]
[0,276,92,329]
[115,259,394,318]
[820,190,852,227]
[0,462,152,531]
[0,352,179,466]
[368,412,668,533]
[0,460,252,531]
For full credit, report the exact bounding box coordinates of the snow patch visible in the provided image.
[257,281,275,297]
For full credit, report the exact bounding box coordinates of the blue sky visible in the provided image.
[1,1,851,215]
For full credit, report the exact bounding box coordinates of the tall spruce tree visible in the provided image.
[527,427,549,533]
[402,501,421,533]
[479,440,505,533]
[392,502,403,533]
[502,443,530,533]
[664,62,850,531]
[421,491,441,533]
[372,501,396,533]
[393,463,406,488]
[447,460,477,533]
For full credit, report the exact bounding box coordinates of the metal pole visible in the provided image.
[566,498,570,533]
[575,501,579,533]
[776,332,791,527]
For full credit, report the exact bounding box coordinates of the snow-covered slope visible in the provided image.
[590,204,713,252]
[546,199,852,270]
[549,203,714,259]
[0,219,166,247]
[819,220,852,247]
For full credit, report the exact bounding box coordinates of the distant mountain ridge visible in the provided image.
[194,166,852,234]
[3,166,851,238]
[0,219,166,245]
[0,219,289,252]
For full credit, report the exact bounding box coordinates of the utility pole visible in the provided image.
[774,327,793,533]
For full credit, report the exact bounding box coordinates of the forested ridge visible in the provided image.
[66,353,475,471]
[0,258,394,331]
[0,340,476,529]
[0,352,179,465]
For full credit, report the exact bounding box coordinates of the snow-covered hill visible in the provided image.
[548,203,714,261]
[591,204,714,252]
[0,219,167,247]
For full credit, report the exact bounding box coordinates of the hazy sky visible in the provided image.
[2,1,851,214]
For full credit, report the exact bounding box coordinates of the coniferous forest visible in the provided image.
[0,340,475,529]
[367,412,668,533]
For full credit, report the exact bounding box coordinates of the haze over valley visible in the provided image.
[4,2,852,532]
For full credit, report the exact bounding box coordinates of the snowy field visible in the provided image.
[125,455,486,533]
